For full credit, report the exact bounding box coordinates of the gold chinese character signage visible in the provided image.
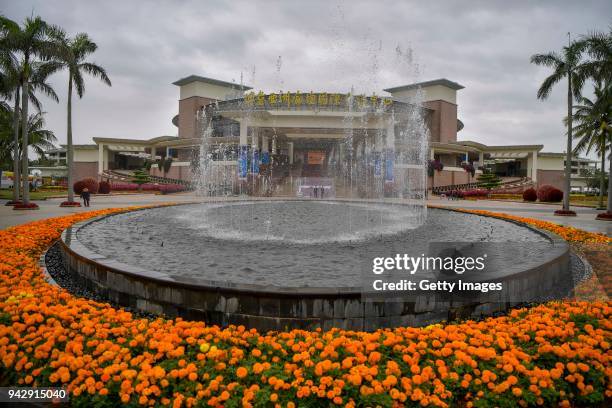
[242,91,393,109]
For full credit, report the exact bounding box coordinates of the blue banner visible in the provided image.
[261,151,270,165]
[373,151,382,177]
[384,149,394,182]
[238,145,248,179]
[251,149,259,174]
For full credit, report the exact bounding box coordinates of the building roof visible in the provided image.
[93,136,178,145]
[484,144,544,151]
[539,152,597,162]
[172,75,252,90]
[383,78,464,93]
[58,144,97,150]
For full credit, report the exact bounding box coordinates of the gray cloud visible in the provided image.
[3,0,611,157]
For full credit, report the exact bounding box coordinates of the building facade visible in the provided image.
[42,75,597,193]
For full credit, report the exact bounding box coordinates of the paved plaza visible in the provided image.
[0,193,199,230]
[1,193,610,236]
[431,197,612,236]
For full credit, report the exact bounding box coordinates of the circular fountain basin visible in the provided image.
[58,201,570,331]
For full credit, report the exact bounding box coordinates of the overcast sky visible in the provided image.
[3,0,611,157]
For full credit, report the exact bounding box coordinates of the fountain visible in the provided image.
[53,46,572,331]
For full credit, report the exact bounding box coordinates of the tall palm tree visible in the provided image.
[575,29,612,215]
[0,45,22,203]
[0,49,58,203]
[0,16,58,206]
[49,30,111,204]
[571,82,611,208]
[0,101,12,170]
[531,37,584,214]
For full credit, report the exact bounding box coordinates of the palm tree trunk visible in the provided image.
[12,87,21,202]
[20,80,30,205]
[608,148,612,213]
[599,142,605,208]
[67,78,74,203]
[563,73,573,211]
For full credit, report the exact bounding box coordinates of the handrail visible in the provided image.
[432,177,533,195]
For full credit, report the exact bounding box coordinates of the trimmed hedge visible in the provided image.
[73,178,99,194]
[537,185,563,202]
[110,182,187,193]
[98,181,111,194]
[522,187,537,202]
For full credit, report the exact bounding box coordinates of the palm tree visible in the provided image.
[0,52,59,202]
[0,104,57,162]
[571,82,611,209]
[0,45,22,203]
[574,28,612,88]
[574,29,612,215]
[0,16,58,207]
[531,36,584,214]
[49,29,111,204]
[0,101,12,170]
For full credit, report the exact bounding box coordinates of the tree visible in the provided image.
[0,16,58,207]
[570,82,611,208]
[131,169,149,192]
[531,36,584,214]
[477,170,501,190]
[574,29,612,215]
[427,159,443,193]
[0,105,57,163]
[48,29,111,204]
[582,168,608,195]
[0,16,57,203]
[156,157,173,177]
[0,101,12,170]
[574,29,612,89]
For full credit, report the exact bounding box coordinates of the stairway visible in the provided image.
[100,169,194,187]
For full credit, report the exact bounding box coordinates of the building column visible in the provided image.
[262,136,269,153]
[532,151,538,182]
[386,120,395,150]
[271,137,277,155]
[479,151,484,166]
[288,142,294,164]
[240,120,248,145]
[98,143,104,177]
[385,120,395,182]
[151,146,156,160]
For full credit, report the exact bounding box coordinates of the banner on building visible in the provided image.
[252,150,259,174]
[307,151,326,165]
[384,149,394,182]
[261,151,270,165]
[373,151,382,177]
[238,145,248,179]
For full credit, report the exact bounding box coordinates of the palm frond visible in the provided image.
[79,62,111,86]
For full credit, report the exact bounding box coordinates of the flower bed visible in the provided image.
[59,201,81,207]
[12,202,40,210]
[0,207,610,407]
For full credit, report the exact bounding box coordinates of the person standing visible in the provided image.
[80,187,91,207]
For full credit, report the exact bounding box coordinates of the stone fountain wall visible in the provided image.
[56,210,571,332]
